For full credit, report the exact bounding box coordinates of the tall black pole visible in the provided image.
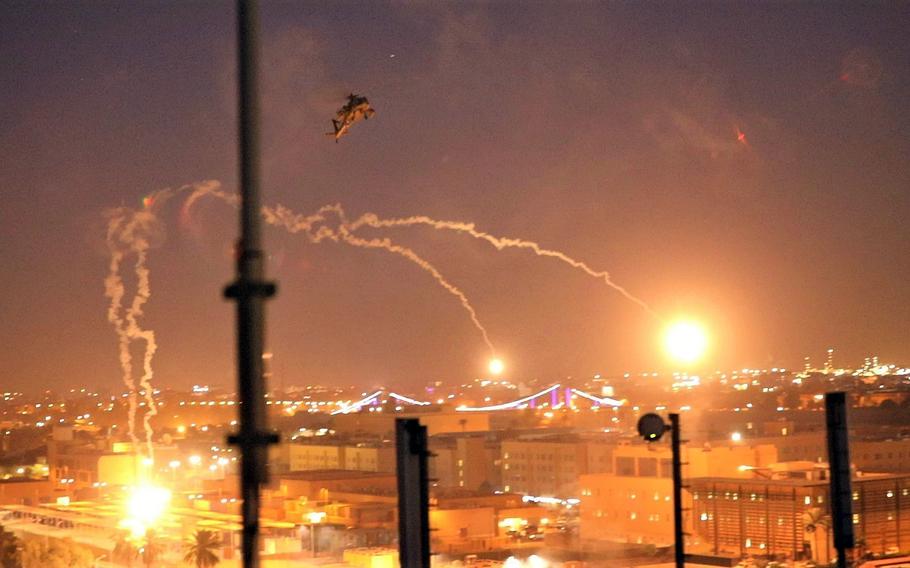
[396,419,430,568]
[825,392,854,568]
[226,2,277,567]
[670,413,685,568]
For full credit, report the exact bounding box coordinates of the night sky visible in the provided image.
[2,2,909,393]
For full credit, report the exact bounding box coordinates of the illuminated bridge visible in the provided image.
[330,385,622,415]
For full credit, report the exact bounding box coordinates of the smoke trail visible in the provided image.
[125,246,158,456]
[105,181,218,460]
[183,186,497,355]
[103,243,140,450]
[105,204,162,460]
[348,213,659,319]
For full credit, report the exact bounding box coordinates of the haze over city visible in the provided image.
[1,4,910,568]
[3,3,910,393]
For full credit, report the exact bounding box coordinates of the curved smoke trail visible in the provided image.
[183,185,497,355]
[347,213,658,319]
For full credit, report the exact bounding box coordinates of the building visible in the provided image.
[0,479,52,506]
[270,442,395,473]
[430,434,501,490]
[748,433,910,474]
[579,441,778,546]
[501,435,613,496]
[689,466,910,562]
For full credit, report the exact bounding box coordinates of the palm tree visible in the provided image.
[140,529,162,567]
[803,507,831,564]
[183,530,221,568]
[113,533,140,567]
[0,526,21,568]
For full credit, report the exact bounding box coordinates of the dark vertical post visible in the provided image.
[396,419,430,568]
[825,392,854,568]
[670,413,685,568]
[896,480,902,554]
[713,482,719,555]
[226,2,277,567]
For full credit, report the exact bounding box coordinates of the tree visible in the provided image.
[803,507,832,565]
[140,529,162,567]
[19,537,92,568]
[183,530,221,568]
[0,526,22,568]
[113,533,140,567]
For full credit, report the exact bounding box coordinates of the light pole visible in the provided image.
[638,412,686,568]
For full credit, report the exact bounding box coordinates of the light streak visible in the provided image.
[330,391,382,415]
[389,392,431,406]
[456,384,561,412]
[570,388,623,407]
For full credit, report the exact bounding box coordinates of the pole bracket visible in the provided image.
[224,280,277,299]
[228,431,281,446]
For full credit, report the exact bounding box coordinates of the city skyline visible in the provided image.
[2,2,910,394]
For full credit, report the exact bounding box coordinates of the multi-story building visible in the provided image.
[430,434,501,491]
[270,442,394,473]
[579,441,778,546]
[748,433,910,474]
[500,435,611,496]
[689,465,910,562]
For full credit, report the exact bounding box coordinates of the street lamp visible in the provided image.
[638,412,685,568]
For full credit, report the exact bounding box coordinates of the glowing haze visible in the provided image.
[2,4,909,392]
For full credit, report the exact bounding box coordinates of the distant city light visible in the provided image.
[731,431,743,442]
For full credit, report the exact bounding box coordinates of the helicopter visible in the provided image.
[327,93,375,142]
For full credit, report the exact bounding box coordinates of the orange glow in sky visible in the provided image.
[664,321,709,364]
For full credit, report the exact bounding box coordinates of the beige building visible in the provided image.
[500,436,614,496]
[430,435,500,490]
[579,442,778,546]
[270,443,394,473]
[749,432,910,474]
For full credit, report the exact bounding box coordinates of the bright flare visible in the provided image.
[664,321,708,364]
[120,484,171,539]
[488,358,505,376]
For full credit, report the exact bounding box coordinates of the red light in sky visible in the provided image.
[736,127,748,145]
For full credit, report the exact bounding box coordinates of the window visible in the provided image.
[616,457,635,476]
[638,457,658,477]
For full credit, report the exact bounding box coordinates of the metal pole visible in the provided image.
[396,419,430,568]
[226,2,277,567]
[670,413,685,568]
[825,392,854,568]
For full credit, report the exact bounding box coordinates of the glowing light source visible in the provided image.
[731,431,743,442]
[306,511,326,524]
[488,358,505,376]
[664,321,708,364]
[120,485,171,538]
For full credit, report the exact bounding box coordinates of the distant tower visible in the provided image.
[804,356,812,373]
[825,348,835,373]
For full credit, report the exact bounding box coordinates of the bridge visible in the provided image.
[330,385,622,415]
